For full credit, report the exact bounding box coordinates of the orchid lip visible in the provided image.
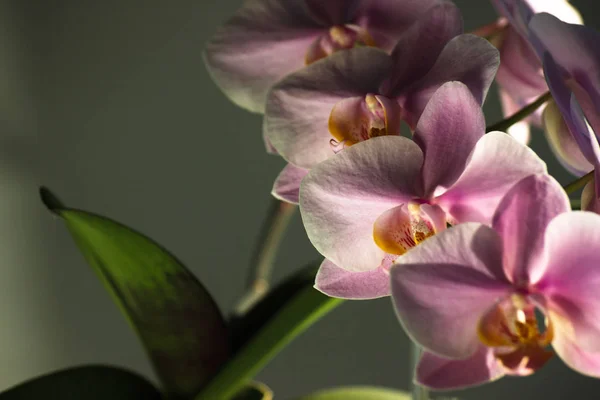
[373,202,447,261]
[305,24,376,65]
[478,294,554,375]
[328,94,401,150]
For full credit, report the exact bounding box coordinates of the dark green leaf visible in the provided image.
[232,382,273,400]
[229,264,319,352]
[197,276,343,399]
[0,365,162,399]
[40,187,229,398]
[297,386,410,400]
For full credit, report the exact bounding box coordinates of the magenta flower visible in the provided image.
[299,82,545,300]
[391,174,600,389]
[491,0,581,143]
[204,0,440,113]
[266,3,499,203]
[265,3,498,167]
[529,13,600,211]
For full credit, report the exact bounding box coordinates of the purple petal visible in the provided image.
[400,34,500,127]
[382,1,462,95]
[355,0,441,51]
[417,347,505,390]
[300,136,423,272]
[265,47,391,168]
[437,132,547,224]
[552,327,600,378]
[530,13,600,89]
[271,163,309,204]
[204,0,322,113]
[492,174,569,285]
[495,27,547,102]
[391,223,511,359]
[537,212,600,352]
[314,258,390,299]
[493,0,582,33]
[543,99,594,176]
[541,54,600,166]
[413,81,485,198]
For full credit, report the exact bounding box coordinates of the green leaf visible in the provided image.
[297,386,410,400]
[232,382,273,400]
[229,264,319,352]
[0,365,162,399]
[197,265,343,400]
[40,187,229,398]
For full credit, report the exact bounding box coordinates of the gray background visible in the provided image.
[0,1,597,399]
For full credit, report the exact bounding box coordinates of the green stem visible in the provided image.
[486,91,552,133]
[198,288,343,400]
[570,198,582,210]
[563,170,594,194]
[410,342,429,400]
[235,199,297,314]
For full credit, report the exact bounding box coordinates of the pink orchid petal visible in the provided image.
[499,89,532,144]
[540,54,600,167]
[391,223,511,359]
[530,14,600,142]
[551,325,600,378]
[375,95,402,138]
[492,174,569,285]
[493,0,581,38]
[300,136,423,272]
[383,1,462,95]
[204,0,322,113]
[496,27,547,100]
[417,347,505,390]
[314,258,390,299]
[373,204,417,256]
[530,14,599,90]
[265,47,391,168]
[543,99,594,176]
[413,82,485,197]
[581,179,600,213]
[271,163,309,204]
[263,134,279,155]
[437,132,547,224]
[537,212,600,352]
[328,96,369,145]
[400,34,499,128]
[354,0,440,51]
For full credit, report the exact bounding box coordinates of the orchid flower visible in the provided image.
[203,0,440,114]
[266,2,500,203]
[491,0,582,144]
[299,82,546,300]
[391,174,600,390]
[529,13,600,212]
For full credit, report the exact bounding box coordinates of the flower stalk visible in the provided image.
[486,91,552,133]
[235,199,297,315]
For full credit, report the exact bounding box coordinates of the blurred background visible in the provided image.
[0,0,598,398]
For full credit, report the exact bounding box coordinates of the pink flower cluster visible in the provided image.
[205,0,600,391]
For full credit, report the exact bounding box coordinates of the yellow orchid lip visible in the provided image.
[372,202,445,256]
[328,94,401,149]
[305,24,376,65]
[478,294,554,374]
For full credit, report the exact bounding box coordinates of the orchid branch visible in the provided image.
[485,91,552,133]
[563,170,594,194]
[235,198,297,314]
